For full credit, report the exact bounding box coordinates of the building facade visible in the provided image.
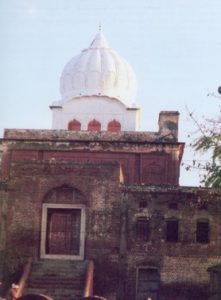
[0,31,221,300]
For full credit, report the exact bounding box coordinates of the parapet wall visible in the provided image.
[3,111,180,142]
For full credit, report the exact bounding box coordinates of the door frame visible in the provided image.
[136,266,160,300]
[40,203,86,260]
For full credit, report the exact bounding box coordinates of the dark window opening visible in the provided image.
[139,198,148,209]
[166,219,179,242]
[197,202,208,210]
[168,202,178,210]
[136,218,150,241]
[196,220,209,243]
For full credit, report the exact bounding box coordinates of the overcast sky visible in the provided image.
[0,0,221,186]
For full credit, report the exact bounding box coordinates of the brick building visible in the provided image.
[0,31,221,300]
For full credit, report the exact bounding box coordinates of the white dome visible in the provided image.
[59,31,137,106]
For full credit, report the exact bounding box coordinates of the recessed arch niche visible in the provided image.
[40,185,86,260]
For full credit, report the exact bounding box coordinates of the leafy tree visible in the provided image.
[186,92,221,187]
[192,126,221,187]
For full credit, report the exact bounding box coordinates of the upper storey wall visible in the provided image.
[2,111,184,186]
[1,139,183,186]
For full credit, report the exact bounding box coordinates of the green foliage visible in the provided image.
[189,112,221,187]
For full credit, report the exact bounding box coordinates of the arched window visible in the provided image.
[107,120,121,132]
[88,119,101,131]
[68,119,81,131]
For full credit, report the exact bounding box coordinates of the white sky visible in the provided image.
[0,0,221,186]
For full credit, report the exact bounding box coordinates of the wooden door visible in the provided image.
[46,208,81,255]
[136,267,160,300]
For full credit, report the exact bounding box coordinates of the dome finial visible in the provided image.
[99,22,102,32]
[89,28,109,49]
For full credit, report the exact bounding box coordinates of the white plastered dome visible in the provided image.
[59,31,137,107]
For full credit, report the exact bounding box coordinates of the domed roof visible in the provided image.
[59,31,137,106]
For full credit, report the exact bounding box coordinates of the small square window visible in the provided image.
[197,202,208,210]
[139,199,148,209]
[168,202,178,210]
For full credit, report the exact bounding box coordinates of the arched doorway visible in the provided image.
[40,186,86,260]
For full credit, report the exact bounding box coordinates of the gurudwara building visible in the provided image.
[0,31,221,300]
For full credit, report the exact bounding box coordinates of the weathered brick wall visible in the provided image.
[3,128,178,142]
[1,142,182,186]
[122,187,221,300]
[161,256,221,284]
[2,157,122,294]
[1,131,220,299]
[0,185,8,292]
